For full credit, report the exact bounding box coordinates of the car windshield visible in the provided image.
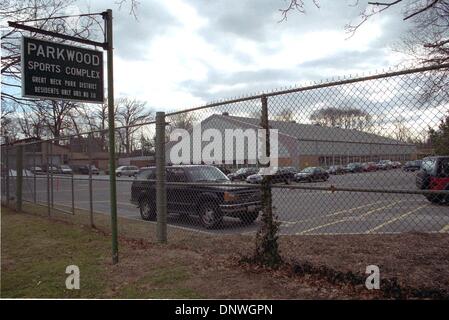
[188,166,229,182]
[301,167,314,173]
[60,165,70,169]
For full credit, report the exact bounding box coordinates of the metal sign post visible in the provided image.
[104,9,119,264]
[9,9,119,264]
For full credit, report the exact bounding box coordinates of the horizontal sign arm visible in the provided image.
[8,21,108,50]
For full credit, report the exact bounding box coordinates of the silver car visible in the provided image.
[60,165,73,174]
[116,165,139,177]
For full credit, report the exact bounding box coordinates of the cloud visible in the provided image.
[75,0,418,111]
[86,0,178,60]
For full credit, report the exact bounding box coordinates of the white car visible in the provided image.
[60,165,73,174]
[116,165,139,177]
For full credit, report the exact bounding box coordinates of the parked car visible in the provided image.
[73,164,99,175]
[29,166,44,174]
[59,164,73,174]
[246,167,296,184]
[404,160,422,172]
[416,156,449,204]
[377,160,393,170]
[294,167,329,182]
[391,161,402,169]
[246,172,263,184]
[327,165,346,175]
[362,162,378,172]
[46,165,61,174]
[116,165,139,177]
[227,167,259,181]
[345,162,364,173]
[215,166,231,175]
[131,165,262,228]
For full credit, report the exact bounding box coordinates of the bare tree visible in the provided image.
[16,104,45,138]
[167,112,197,131]
[0,0,102,104]
[274,107,295,121]
[392,116,413,142]
[279,1,449,65]
[310,107,372,131]
[32,100,78,141]
[1,0,141,103]
[115,97,153,155]
[1,0,141,144]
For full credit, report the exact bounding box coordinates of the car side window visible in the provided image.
[138,169,155,180]
[422,160,435,173]
[167,168,187,182]
[439,159,449,177]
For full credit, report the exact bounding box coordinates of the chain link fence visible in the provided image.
[2,64,449,252]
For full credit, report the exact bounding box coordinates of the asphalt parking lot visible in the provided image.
[12,169,449,235]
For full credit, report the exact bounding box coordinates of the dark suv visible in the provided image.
[416,156,449,204]
[131,165,262,228]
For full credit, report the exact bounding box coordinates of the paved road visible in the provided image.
[9,169,449,235]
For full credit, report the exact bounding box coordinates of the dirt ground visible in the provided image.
[2,203,449,299]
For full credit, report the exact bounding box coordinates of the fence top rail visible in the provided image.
[4,63,449,148]
[165,62,449,117]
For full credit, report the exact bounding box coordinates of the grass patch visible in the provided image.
[1,208,108,298]
[4,203,447,299]
[118,266,204,299]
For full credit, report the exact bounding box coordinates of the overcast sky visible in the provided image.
[80,0,414,112]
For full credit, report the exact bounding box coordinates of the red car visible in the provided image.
[362,162,378,172]
[416,156,449,204]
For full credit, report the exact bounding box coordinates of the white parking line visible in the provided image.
[296,200,402,235]
[439,224,449,233]
[279,200,387,226]
[364,205,428,234]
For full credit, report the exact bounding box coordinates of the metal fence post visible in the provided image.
[33,143,37,203]
[5,143,10,207]
[71,169,75,215]
[16,145,23,212]
[155,111,167,243]
[50,141,54,208]
[88,134,94,226]
[46,142,50,216]
[254,95,281,266]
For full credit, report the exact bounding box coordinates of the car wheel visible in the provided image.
[198,201,223,229]
[139,198,156,221]
[116,172,121,177]
[240,211,259,225]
